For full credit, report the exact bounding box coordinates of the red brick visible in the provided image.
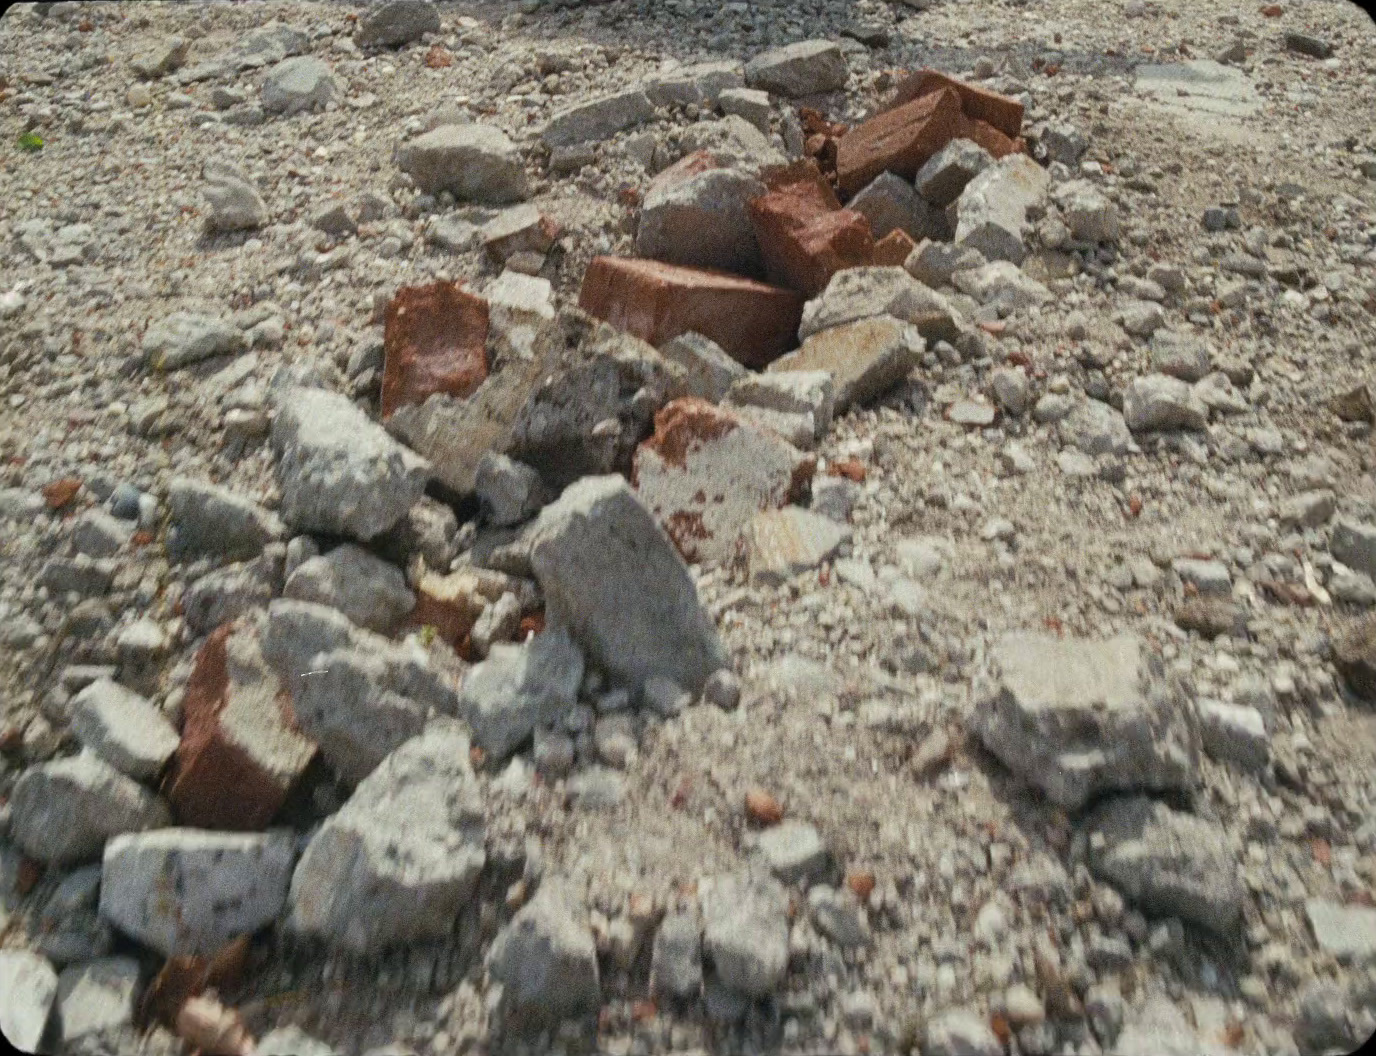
[381,281,490,420]
[955,112,1025,160]
[835,87,962,197]
[748,161,875,298]
[578,256,804,370]
[166,624,317,831]
[889,69,1025,140]
[872,228,917,267]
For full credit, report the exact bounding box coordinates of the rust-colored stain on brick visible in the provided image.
[640,397,739,471]
[381,281,490,419]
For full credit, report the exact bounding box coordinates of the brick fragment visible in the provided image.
[955,112,1025,160]
[578,256,804,370]
[873,229,917,267]
[381,281,490,419]
[889,69,1025,140]
[835,87,962,197]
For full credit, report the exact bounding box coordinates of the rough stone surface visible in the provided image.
[1123,375,1210,432]
[636,162,764,275]
[475,452,546,527]
[849,170,948,241]
[797,266,960,346]
[923,1008,1004,1056]
[1305,899,1376,964]
[70,679,179,781]
[1196,700,1268,772]
[528,475,729,693]
[701,870,789,997]
[397,124,529,202]
[770,315,924,413]
[55,957,140,1045]
[287,723,485,952]
[142,312,246,371]
[744,40,847,98]
[542,88,655,147]
[0,950,59,1053]
[167,476,285,561]
[659,331,748,402]
[355,0,440,48]
[972,633,1199,809]
[260,56,337,115]
[457,625,584,759]
[953,154,1050,264]
[915,138,995,208]
[652,912,704,1001]
[283,543,416,635]
[99,828,296,957]
[746,506,852,585]
[488,880,601,1031]
[632,398,815,563]
[272,387,431,541]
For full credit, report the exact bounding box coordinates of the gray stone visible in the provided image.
[528,475,728,694]
[1193,371,1249,415]
[701,668,742,710]
[1279,490,1336,530]
[488,880,601,1030]
[744,40,847,97]
[99,829,295,957]
[954,154,1050,265]
[0,486,44,521]
[702,870,789,996]
[1123,375,1208,432]
[1055,180,1119,243]
[355,0,440,48]
[475,452,546,528]
[972,633,1199,810]
[915,138,994,209]
[458,625,584,760]
[38,555,115,598]
[1305,899,1376,964]
[143,312,246,371]
[1292,981,1359,1056]
[924,1008,1003,1056]
[1171,558,1230,594]
[771,315,922,414]
[0,950,58,1052]
[1085,796,1244,933]
[660,331,748,402]
[260,56,337,115]
[167,477,285,560]
[636,166,764,274]
[283,543,415,635]
[797,267,960,347]
[55,957,140,1045]
[287,724,485,952]
[203,161,267,233]
[1196,700,1267,772]
[677,115,786,174]
[131,35,189,79]
[70,680,179,781]
[1332,519,1376,580]
[727,371,834,437]
[71,509,134,558]
[273,387,430,541]
[1058,399,1132,457]
[181,552,281,636]
[373,495,459,570]
[754,820,829,884]
[1150,332,1212,383]
[10,754,171,866]
[1118,299,1166,337]
[652,912,703,1001]
[808,885,869,948]
[811,475,860,523]
[904,238,987,289]
[848,171,946,241]
[990,366,1030,415]
[717,87,771,133]
[542,88,655,147]
[310,203,357,238]
[398,124,528,203]
[746,506,851,585]
[951,260,1051,312]
[1040,121,1088,166]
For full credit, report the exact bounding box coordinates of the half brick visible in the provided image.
[835,86,963,197]
[381,281,490,420]
[749,161,875,299]
[889,69,1025,140]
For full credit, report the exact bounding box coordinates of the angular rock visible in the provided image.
[99,829,295,957]
[542,88,655,147]
[923,1009,1004,1056]
[756,820,829,883]
[528,475,729,693]
[1123,375,1209,432]
[356,0,440,48]
[1172,558,1230,595]
[287,723,485,951]
[718,86,771,133]
[849,170,948,241]
[382,281,489,419]
[726,371,835,436]
[10,754,171,866]
[744,40,847,98]
[679,114,787,174]
[202,162,267,233]
[272,387,430,541]
[769,315,922,414]
[904,238,987,288]
[260,56,337,115]
[631,398,815,563]
[71,509,134,557]
[701,870,789,997]
[915,138,994,208]
[797,266,960,346]
[143,312,246,371]
[659,331,748,402]
[1333,615,1376,702]
[180,553,281,637]
[1084,796,1244,933]
[167,477,285,561]
[283,544,415,636]
[1150,332,1211,383]
[476,452,546,527]
[131,35,190,79]
[808,885,869,948]
[167,621,317,830]
[578,255,803,370]
[1331,519,1376,580]
[1057,180,1119,243]
[953,154,1049,264]
[637,162,764,275]
[55,957,139,1045]
[746,506,852,585]
[652,912,703,1001]
[458,625,584,759]
[488,880,601,1030]
[972,633,1199,810]
[70,680,179,781]
[951,260,1051,312]
[0,951,58,1052]
[1196,700,1268,772]
[397,124,528,203]
[643,60,743,109]
[836,86,962,196]
[1057,399,1131,457]
[1305,899,1376,964]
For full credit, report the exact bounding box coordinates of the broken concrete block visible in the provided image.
[637,161,765,275]
[798,266,961,346]
[836,87,962,196]
[746,506,852,585]
[952,154,1050,265]
[768,315,922,413]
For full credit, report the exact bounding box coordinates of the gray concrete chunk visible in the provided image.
[283,543,416,635]
[0,951,58,1053]
[702,870,789,997]
[70,680,179,781]
[398,123,529,203]
[457,625,584,760]
[488,879,601,1030]
[542,88,655,147]
[167,477,286,561]
[745,40,847,97]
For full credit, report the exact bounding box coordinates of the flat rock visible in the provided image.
[797,266,960,347]
[632,398,814,563]
[287,723,485,952]
[10,754,171,866]
[542,88,655,147]
[143,312,246,371]
[1123,374,1209,432]
[355,0,440,48]
[398,124,528,203]
[755,820,829,883]
[1084,796,1244,934]
[0,950,59,1052]
[167,477,285,560]
[283,543,415,635]
[702,870,789,997]
[1331,519,1376,580]
[55,957,140,1045]
[528,475,729,694]
[1333,615,1376,702]
[488,879,601,1031]
[769,315,922,414]
[457,625,584,760]
[744,40,847,97]
[99,828,295,957]
[659,331,748,402]
[260,55,336,114]
[746,506,852,585]
[652,912,703,1001]
[70,680,179,781]
[272,387,430,541]
[971,633,1199,810]
[1196,700,1267,771]
[1135,59,1261,119]
[1305,899,1376,964]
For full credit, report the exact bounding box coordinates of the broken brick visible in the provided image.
[381,281,490,419]
[889,69,1025,140]
[165,623,317,831]
[872,228,917,267]
[835,86,962,197]
[578,255,804,370]
[955,112,1025,160]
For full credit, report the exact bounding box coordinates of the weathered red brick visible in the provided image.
[381,281,490,419]
[578,256,804,370]
[166,623,316,831]
[748,161,875,298]
[835,87,962,197]
[890,69,1025,140]
[872,228,917,267]
[955,112,1024,160]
